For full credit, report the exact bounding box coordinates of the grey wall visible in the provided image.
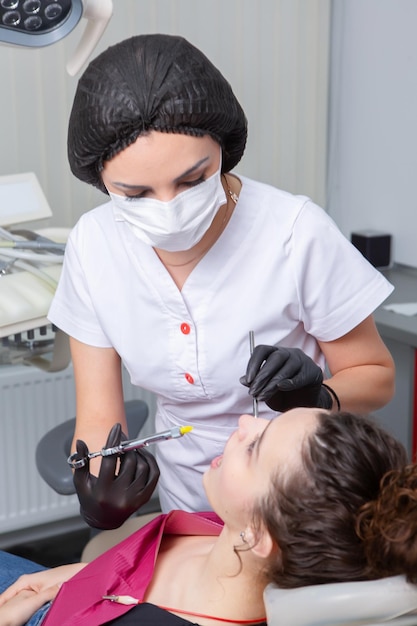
[327,0,417,269]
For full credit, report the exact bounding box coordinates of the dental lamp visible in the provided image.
[0,0,113,75]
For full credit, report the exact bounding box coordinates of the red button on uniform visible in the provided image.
[185,373,194,384]
[181,323,191,335]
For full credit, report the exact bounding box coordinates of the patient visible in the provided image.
[0,408,416,626]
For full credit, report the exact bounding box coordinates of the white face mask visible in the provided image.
[110,163,227,252]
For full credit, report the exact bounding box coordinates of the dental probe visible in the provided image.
[67,425,193,469]
[249,331,259,418]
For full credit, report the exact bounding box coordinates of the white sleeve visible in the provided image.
[47,226,112,348]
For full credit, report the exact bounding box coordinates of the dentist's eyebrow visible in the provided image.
[111,181,149,191]
[254,419,274,459]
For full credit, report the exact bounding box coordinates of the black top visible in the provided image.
[104,602,267,626]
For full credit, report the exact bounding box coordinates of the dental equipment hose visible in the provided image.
[0,240,65,253]
[0,255,59,290]
[0,247,64,264]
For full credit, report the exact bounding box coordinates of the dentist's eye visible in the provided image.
[124,192,147,201]
[179,174,206,189]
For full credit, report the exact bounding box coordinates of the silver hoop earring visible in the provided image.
[240,531,247,543]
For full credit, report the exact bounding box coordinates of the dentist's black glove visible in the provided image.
[240,345,333,412]
[73,423,160,530]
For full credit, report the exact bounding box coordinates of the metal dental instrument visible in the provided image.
[0,257,17,276]
[67,425,193,469]
[249,330,259,418]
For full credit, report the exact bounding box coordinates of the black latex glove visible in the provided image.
[72,423,160,530]
[240,345,332,412]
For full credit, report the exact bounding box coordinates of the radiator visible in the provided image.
[0,363,156,545]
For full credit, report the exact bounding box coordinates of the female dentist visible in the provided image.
[48,33,395,528]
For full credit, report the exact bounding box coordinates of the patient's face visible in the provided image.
[203,408,319,531]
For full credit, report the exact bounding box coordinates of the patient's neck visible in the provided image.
[145,529,267,625]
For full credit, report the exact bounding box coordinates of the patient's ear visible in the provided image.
[245,526,275,559]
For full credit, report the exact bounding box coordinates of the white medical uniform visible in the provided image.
[48,175,393,512]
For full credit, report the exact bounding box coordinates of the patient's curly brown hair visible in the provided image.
[356,463,417,583]
[253,411,412,588]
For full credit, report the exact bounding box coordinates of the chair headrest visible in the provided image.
[264,576,417,626]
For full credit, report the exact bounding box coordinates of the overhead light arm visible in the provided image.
[66,0,113,76]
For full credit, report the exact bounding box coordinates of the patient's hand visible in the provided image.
[0,563,85,607]
[0,586,57,626]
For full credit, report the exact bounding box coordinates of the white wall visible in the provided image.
[327,0,417,269]
[0,0,330,228]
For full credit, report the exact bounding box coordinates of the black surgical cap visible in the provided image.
[68,34,248,194]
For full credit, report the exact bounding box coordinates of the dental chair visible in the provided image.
[264,576,417,626]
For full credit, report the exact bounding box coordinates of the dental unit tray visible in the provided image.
[0,173,71,370]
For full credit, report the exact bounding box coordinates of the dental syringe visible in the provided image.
[68,425,193,469]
